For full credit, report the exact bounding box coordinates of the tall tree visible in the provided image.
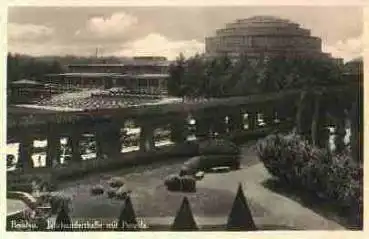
[168,53,186,97]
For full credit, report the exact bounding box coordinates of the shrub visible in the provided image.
[180,156,202,176]
[90,185,104,195]
[256,133,363,227]
[164,174,181,191]
[180,175,196,192]
[48,193,72,215]
[107,188,117,198]
[115,185,132,200]
[194,171,205,180]
[108,177,125,188]
[199,139,240,155]
[164,174,196,192]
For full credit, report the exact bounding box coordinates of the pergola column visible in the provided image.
[262,104,275,127]
[334,117,347,153]
[296,91,314,141]
[227,108,244,132]
[95,125,106,159]
[211,111,227,135]
[17,135,34,170]
[194,115,211,139]
[106,122,123,157]
[247,111,258,130]
[350,99,361,162]
[170,116,188,144]
[139,123,155,152]
[311,93,329,148]
[70,130,82,162]
[46,125,61,168]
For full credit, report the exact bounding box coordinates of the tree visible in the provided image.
[168,53,186,97]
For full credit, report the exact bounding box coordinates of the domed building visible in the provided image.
[205,16,334,60]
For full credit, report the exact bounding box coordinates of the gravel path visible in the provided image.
[51,141,345,230]
[56,142,263,219]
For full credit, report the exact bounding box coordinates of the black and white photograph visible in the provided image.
[5,4,364,232]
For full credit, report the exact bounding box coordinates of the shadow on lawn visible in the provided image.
[262,179,362,230]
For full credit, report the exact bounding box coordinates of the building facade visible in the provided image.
[205,16,333,60]
[45,56,170,95]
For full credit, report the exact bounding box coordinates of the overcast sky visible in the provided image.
[7,6,363,61]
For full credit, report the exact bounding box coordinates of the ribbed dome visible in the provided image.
[205,15,331,60]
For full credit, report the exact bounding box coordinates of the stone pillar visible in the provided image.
[46,127,61,168]
[263,105,275,127]
[139,123,155,152]
[194,115,210,139]
[70,130,82,162]
[95,126,105,159]
[311,93,322,146]
[106,123,123,157]
[211,114,227,135]
[17,135,34,169]
[296,91,314,141]
[95,122,121,159]
[247,111,258,130]
[228,108,244,132]
[311,94,330,149]
[170,117,188,144]
[334,117,346,153]
[349,93,361,163]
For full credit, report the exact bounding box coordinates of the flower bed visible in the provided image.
[256,133,363,228]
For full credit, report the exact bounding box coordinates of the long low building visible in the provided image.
[44,56,171,95]
[44,72,169,95]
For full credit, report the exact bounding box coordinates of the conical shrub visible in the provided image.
[226,183,257,231]
[117,195,138,230]
[171,197,198,231]
[54,207,72,231]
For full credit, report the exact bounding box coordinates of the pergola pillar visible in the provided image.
[211,111,227,135]
[334,117,347,153]
[227,108,244,132]
[139,123,155,152]
[170,116,188,144]
[262,104,275,127]
[46,125,61,168]
[194,115,211,139]
[296,91,314,141]
[311,93,329,148]
[17,135,34,169]
[70,130,82,162]
[247,111,258,130]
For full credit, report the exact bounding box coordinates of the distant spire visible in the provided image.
[226,183,257,231]
[171,197,198,231]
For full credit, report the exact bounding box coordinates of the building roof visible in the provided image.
[45,73,128,78]
[67,62,170,68]
[125,73,170,79]
[46,73,170,79]
[10,79,43,85]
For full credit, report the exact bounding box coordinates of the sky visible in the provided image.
[7,6,363,62]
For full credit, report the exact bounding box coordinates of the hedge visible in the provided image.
[256,133,363,228]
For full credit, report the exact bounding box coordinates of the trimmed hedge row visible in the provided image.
[256,133,363,228]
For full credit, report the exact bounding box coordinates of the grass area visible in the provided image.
[262,179,362,230]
